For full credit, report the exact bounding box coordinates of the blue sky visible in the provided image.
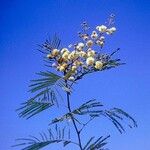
[0,0,150,149]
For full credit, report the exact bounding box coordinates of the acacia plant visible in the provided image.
[14,15,137,150]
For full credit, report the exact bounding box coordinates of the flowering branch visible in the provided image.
[14,15,137,150]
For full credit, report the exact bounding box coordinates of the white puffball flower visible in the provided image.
[51,49,59,56]
[68,76,75,81]
[95,61,103,69]
[61,48,69,54]
[86,57,95,66]
[110,27,116,32]
[57,66,65,72]
[78,42,84,48]
[62,63,68,68]
[59,66,65,71]
[96,25,107,33]
[62,51,69,59]
[71,65,77,72]
[68,53,74,60]
[91,31,98,39]
[106,27,116,35]
[76,45,83,51]
[86,40,93,47]
[87,50,95,57]
[73,60,83,66]
[68,50,79,60]
[79,51,87,58]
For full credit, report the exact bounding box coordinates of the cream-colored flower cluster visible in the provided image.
[46,23,116,81]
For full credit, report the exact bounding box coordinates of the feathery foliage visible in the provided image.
[50,99,137,133]
[83,135,110,150]
[17,71,63,119]
[13,125,77,150]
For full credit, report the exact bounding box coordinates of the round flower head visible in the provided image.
[106,27,116,35]
[51,49,59,57]
[78,42,84,48]
[95,61,103,69]
[110,27,116,32]
[96,25,107,33]
[71,65,77,72]
[87,50,95,57]
[76,45,83,51]
[61,48,69,54]
[73,60,83,66]
[79,51,87,58]
[68,53,74,60]
[62,51,69,60]
[57,65,65,72]
[86,57,95,66]
[86,40,93,47]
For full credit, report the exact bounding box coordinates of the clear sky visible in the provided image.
[0,0,150,150]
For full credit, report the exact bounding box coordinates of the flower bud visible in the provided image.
[68,76,75,81]
[100,36,105,41]
[47,54,53,58]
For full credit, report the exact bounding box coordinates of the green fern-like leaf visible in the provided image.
[17,89,57,119]
[17,71,66,119]
[29,71,62,93]
[83,135,110,150]
[13,126,78,150]
[50,100,103,125]
[50,100,137,133]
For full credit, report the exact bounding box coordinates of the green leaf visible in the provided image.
[29,71,61,93]
[12,127,77,150]
[49,100,103,125]
[17,89,56,119]
[84,135,110,150]
[17,71,66,119]
[49,99,137,134]
[39,34,61,54]
[83,137,95,150]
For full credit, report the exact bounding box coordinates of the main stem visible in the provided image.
[66,83,83,150]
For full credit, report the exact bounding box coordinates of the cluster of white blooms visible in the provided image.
[46,22,116,81]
